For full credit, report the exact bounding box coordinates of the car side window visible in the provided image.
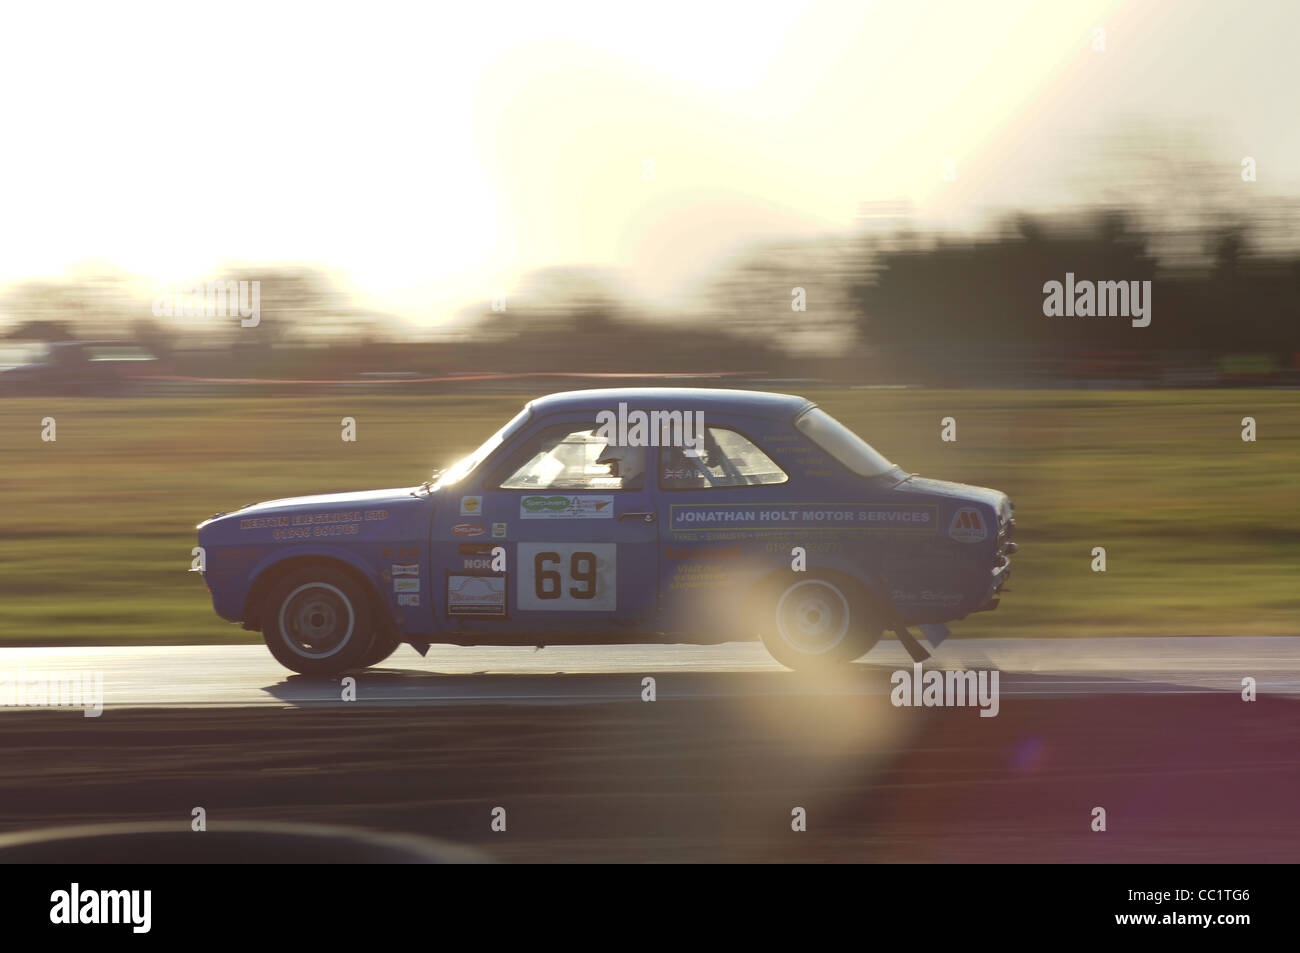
[497,423,646,491]
[659,426,788,490]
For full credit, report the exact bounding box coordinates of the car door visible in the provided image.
[431,414,660,637]
[653,419,794,636]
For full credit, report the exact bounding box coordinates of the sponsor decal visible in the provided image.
[492,522,507,538]
[383,548,418,559]
[458,543,492,555]
[668,503,938,533]
[240,516,289,530]
[669,562,730,591]
[394,578,420,593]
[520,495,614,519]
[948,507,987,543]
[391,563,419,576]
[397,593,420,607]
[271,524,357,541]
[460,496,482,516]
[447,574,506,617]
[662,467,701,481]
[243,509,385,538]
[452,523,487,537]
[244,510,366,530]
[462,557,495,570]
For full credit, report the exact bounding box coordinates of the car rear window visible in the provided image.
[659,426,788,490]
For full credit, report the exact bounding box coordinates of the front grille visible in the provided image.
[993,509,1013,591]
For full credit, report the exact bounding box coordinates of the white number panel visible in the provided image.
[516,542,617,611]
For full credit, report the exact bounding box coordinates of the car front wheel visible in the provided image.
[261,566,377,676]
[758,572,878,671]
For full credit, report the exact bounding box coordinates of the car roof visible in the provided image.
[527,387,813,420]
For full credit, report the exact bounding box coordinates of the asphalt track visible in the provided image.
[1,638,1297,863]
[0,637,1297,708]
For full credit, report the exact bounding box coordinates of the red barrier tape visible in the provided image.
[128,371,757,384]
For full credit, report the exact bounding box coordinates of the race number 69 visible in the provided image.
[534,550,597,600]
[518,542,616,611]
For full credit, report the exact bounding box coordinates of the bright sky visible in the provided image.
[1,0,1295,323]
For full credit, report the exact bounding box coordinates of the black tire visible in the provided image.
[757,571,881,671]
[358,623,403,668]
[261,566,378,676]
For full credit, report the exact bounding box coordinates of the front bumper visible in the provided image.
[978,511,1015,611]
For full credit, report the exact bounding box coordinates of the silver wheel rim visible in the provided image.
[278,582,356,659]
[775,579,850,655]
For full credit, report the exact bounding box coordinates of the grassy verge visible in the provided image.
[0,389,1295,644]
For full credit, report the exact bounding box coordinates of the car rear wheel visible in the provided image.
[261,566,377,676]
[758,572,879,671]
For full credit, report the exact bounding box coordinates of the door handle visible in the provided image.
[619,511,657,523]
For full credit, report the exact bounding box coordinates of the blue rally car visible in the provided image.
[196,388,1015,675]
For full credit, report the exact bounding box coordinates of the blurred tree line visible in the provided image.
[3,191,1297,388]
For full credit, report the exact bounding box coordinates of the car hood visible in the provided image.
[199,486,427,529]
[237,486,422,513]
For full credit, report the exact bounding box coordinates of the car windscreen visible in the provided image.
[794,407,896,478]
[433,405,532,489]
